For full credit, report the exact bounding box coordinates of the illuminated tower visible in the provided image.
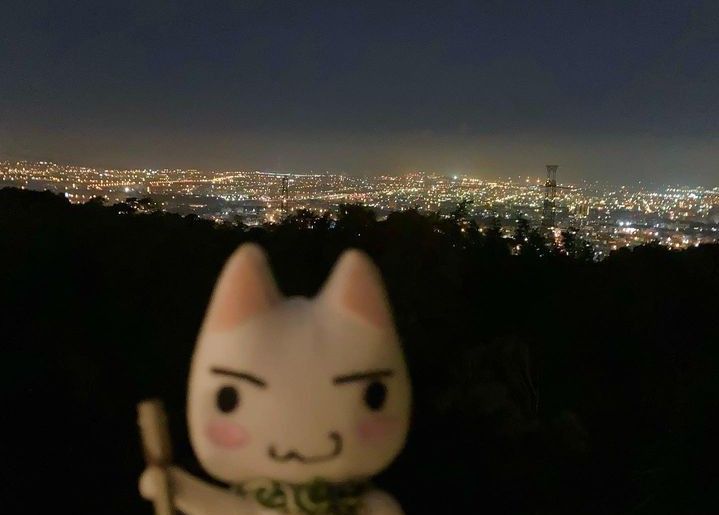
[541,165,559,230]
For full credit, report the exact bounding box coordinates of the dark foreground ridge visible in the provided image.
[1,187,718,514]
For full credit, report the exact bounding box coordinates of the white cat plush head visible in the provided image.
[188,244,411,485]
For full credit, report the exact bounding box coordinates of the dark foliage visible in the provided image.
[1,187,718,514]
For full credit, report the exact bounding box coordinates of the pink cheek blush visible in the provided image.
[357,415,399,443]
[206,421,250,448]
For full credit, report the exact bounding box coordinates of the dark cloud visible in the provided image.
[1,0,717,184]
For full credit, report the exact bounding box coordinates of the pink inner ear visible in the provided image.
[320,250,394,329]
[340,262,393,328]
[203,244,281,331]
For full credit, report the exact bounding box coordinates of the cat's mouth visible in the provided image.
[268,431,343,464]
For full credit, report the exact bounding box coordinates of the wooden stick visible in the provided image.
[138,399,176,515]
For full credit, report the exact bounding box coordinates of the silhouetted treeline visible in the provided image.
[1,187,718,515]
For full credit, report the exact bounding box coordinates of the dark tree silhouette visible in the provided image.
[138,196,160,212]
[85,195,107,206]
[561,227,594,262]
[1,187,718,515]
[450,198,473,222]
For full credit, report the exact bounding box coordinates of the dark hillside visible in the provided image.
[1,187,717,514]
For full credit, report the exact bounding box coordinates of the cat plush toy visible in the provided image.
[140,244,411,514]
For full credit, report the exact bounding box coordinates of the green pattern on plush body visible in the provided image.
[232,478,370,514]
[140,465,405,514]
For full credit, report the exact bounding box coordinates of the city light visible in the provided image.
[1,159,717,258]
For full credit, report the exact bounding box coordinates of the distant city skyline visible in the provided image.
[2,159,717,260]
[1,150,718,189]
[2,1,718,185]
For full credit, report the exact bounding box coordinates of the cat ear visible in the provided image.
[318,249,394,330]
[202,243,281,332]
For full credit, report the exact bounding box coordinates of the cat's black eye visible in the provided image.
[364,380,387,411]
[216,385,240,413]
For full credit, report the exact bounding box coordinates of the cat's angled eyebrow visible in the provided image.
[333,369,394,384]
[210,367,267,388]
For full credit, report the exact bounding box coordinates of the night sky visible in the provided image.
[1,1,718,184]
